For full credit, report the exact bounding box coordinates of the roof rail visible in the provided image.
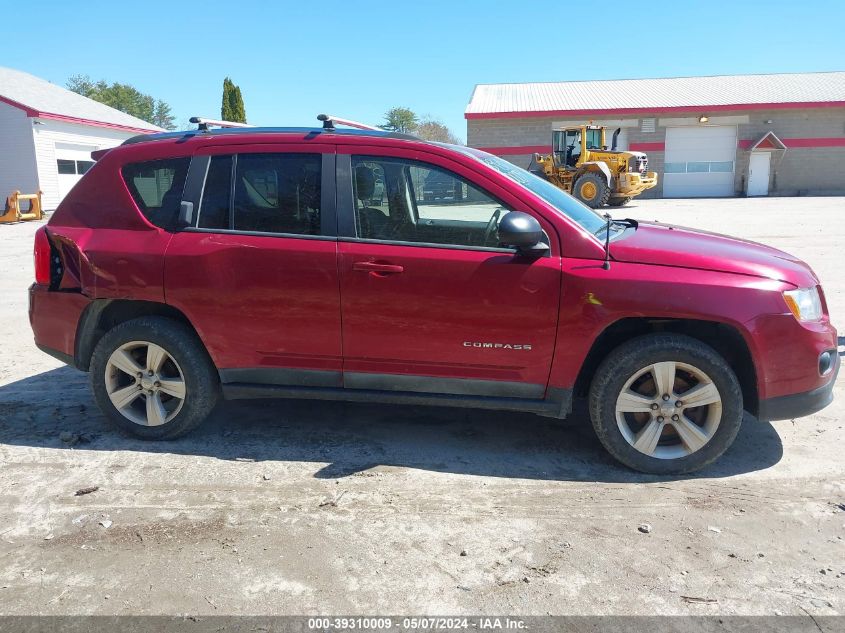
[189,117,254,132]
[317,114,381,131]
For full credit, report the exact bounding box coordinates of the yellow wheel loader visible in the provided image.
[528,125,658,208]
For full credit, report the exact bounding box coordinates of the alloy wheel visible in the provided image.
[615,361,722,459]
[104,341,186,426]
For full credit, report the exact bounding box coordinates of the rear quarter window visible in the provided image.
[122,158,190,228]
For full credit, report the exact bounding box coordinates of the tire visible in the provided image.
[573,173,611,208]
[90,316,219,440]
[608,197,632,207]
[588,333,743,475]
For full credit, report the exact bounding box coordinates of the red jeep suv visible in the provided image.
[29,118,838,474]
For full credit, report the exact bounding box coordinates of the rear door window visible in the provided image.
[233,154,322,235]
[122,158,190,228]
[196,153,322,236]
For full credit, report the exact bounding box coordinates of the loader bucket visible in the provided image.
[0,191,44,223]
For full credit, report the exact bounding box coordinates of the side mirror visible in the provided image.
[497,211,549,257]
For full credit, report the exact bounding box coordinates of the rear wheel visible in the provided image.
[608,197,632,207]
[589,334,743,474]
[573,173,610,208]
[90,317,219,440]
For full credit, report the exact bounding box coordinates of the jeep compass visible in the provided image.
[29,116,839,474]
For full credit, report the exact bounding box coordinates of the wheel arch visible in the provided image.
[74,299,202,371]
[574,317,759,416]
[577,161,612,186]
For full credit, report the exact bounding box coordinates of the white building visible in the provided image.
[0,66,162,210]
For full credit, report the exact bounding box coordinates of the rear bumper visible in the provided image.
[29,283,90,369]
[757,352,839,421]
[35,342,76,367]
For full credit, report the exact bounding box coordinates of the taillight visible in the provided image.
[34,226,52,285]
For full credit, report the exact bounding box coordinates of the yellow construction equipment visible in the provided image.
[529,124,658,208]
[0,191,44,223]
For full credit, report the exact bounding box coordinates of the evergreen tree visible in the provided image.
[152,100,176,130]
[380,107,418,134]
[221,77,247,123]
[221,77,235,121]
[231,86,246,123]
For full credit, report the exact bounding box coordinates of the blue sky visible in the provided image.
[2,0,843,140]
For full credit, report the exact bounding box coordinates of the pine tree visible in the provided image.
[221,77,235,121]
[152,100,176,130]
[380,107,418,134]
[231,86,246,123]
[221,77,247,124]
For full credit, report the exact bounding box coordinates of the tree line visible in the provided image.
[66,75,177,130]
[380,107,461,144]
[66,76,459,143]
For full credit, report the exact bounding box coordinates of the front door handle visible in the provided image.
[352,261,404,274]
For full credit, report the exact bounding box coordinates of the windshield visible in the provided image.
[458,149,607,235]
[586,128,603,149]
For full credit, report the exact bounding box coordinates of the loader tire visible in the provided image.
[608,197,632,207]
[574,173,611,208]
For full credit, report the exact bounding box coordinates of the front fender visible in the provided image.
[549,259,789,398]
[580,161,612,186]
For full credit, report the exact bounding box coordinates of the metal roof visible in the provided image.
[0,66,162,133]
[465,72,845,118]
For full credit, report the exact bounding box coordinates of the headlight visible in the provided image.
[783,287,823,321]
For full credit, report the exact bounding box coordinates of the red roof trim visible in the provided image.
[738,136,845,149]
[35,112,158,134]
[465,101,845,120]
[0,94,39,116]
[629,142,665,152]
[780,136,845,148]
[0,94,158,134]
[479,136,845,156]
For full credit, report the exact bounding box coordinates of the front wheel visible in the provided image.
[573,173,610,208]
[90,316,219,440]
[589,333,743,474]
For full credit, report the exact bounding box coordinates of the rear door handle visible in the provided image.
[352,261,404,274]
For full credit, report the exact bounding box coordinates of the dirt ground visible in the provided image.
[0,197,843,616]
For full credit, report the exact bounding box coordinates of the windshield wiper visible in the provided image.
[594,217,638,236]
[612,218,638,229]
[597,216,638,270]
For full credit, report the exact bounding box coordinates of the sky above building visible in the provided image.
[3,0,843,141]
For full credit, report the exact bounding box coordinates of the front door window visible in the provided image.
[351,156,513,249]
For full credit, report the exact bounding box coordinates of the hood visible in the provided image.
[610,221,817,287]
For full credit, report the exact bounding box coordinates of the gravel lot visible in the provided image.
[0,197,843,616]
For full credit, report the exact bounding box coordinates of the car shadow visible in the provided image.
[0,366,784,483]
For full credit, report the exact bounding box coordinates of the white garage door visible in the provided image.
[55,143,97,201]
[663,126,737,197]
